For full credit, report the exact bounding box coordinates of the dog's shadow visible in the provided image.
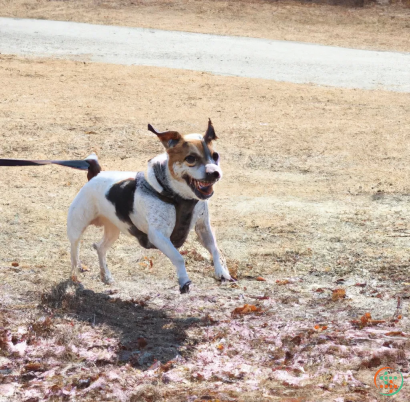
[42,280,199,370]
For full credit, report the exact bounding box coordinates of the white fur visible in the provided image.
[67,153,231,290]
[85,152,98,162]
[166,164,198,200]
[173,161,206,181]
[184,133,203,141]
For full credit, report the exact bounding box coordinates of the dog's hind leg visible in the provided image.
[68,220,90,283]
[69,238,82,283]
[92,220,120,285]
[67,195,97,282]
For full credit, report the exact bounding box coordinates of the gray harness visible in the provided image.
[106,160,198,249]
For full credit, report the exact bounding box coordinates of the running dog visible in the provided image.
[67,119,232,293]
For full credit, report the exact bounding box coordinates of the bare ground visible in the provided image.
[0,55,410,401]
[0,0,410,52]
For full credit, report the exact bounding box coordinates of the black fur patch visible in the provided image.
[106,179,136,224]
[105,178,154,249]
[106,167,198,250]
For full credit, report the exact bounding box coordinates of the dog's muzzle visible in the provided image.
[184,177,215,199]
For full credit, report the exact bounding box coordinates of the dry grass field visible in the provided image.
[1,0,410,52]
[0,53,410,401]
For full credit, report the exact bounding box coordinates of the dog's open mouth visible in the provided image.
[184,176,215,199]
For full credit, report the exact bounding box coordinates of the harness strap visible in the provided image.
[136,161,198,249]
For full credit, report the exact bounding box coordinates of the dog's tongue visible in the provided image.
[197,182,213,195]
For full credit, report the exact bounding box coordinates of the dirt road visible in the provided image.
[1,0,410,53]
[1,17,410,92]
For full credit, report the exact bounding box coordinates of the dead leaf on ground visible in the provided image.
[202,313,217,324]
[191,372,205,382]
[256,276,266,281]
[332,288,346,301]
[280,398,305,402]
[247,295,270,300]
[385,331,406,337]
[148,360,161,371]
[80,264,90,272]
[31,316,53,335]
[232,304,262,316]
[160,361,174,372]
[24,362,45,372]
[351,312,385,328]
[11,262,19,267]
[103,289,118,295]
[228,263,238,278]
[276,279,290,285]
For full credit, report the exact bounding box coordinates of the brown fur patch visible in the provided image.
[167,136,214,179]
[148,124,182,148]
[90,216,108,227]
[158,131,181,145]
[86,159,102,181]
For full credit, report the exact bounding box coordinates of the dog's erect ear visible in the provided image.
[204,118,218,143]
[148,124,182,149]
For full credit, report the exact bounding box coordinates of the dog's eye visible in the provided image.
[212,152,219,163]
[185,155,197,164]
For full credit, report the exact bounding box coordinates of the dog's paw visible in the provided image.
[101,275,114,285]
[221,275,237,283]
[215,270,233,282]
[180,280,191,294]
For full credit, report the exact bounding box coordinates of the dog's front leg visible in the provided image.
[195,206,232,281]
[148,229,191,293]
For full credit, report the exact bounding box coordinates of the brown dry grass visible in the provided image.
[0,0,410,52]
[1,55,410,400]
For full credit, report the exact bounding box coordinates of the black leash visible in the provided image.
[0,157,101,181]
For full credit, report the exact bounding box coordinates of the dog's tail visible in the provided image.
[0,152,101,181]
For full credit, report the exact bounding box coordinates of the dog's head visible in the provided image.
[148,119,222,200]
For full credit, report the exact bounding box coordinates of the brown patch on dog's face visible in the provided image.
[167,135,221,200]
[167,137,214,174]
[148,120,222,199]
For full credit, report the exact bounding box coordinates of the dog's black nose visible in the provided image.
[206,171,220,181]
